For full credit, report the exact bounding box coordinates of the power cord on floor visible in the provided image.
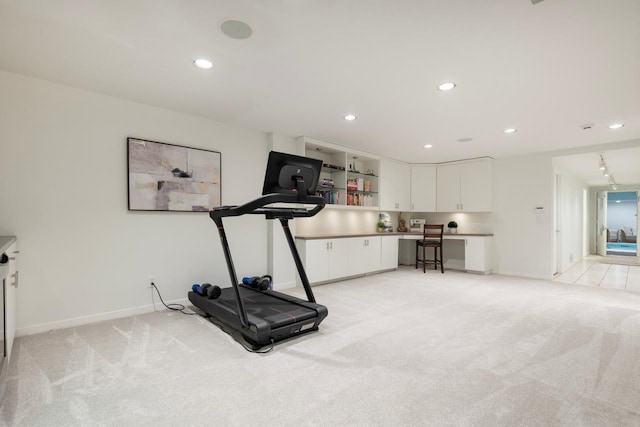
[152,282,275,353]
[150,282,198,316]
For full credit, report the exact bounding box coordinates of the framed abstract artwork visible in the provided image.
[127,137,221,212]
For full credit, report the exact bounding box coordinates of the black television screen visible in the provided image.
[262,151,322,197]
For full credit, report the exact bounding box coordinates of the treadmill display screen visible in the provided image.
[261,151,322,196]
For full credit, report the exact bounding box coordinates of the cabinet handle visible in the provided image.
[330,242,333,250]
[326,242,329,250]
[13,251,20,254]
[11,271,18,287]
[9,257,16,261]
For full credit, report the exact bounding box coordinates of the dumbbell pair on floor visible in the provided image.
[192,283,222,299]
[192,275,272,299]
[242,275,272,291]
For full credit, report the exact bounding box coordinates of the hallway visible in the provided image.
[554,256,640,292]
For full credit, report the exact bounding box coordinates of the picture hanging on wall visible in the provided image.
[127,137,221,212]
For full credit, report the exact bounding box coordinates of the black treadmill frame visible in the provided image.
[195,177,326,347]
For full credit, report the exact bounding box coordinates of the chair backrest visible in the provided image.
[423,224,444,243]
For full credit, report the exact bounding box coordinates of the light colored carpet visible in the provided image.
[2,267,640,426]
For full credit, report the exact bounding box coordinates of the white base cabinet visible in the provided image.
[464,237,491,273]
[381,236,400,270]
[297,238,349,284]
[296,235,396,285]
[348,237,381,276]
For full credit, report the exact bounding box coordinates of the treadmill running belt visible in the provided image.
[215,287,317,329]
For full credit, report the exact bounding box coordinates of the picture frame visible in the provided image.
[127,137,221,212]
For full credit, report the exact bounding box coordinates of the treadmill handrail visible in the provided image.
[210,193,325,220]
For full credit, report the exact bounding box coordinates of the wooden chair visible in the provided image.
[416,224,444,273]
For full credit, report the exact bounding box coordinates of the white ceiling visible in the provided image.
[1,0,639,167]
[553,146,640,187]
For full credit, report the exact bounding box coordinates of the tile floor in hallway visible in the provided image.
[554,256,640,292]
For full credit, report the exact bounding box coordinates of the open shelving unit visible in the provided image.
[297,137,379,209]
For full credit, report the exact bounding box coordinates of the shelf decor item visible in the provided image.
[377,221,385,232]
[447,220,458,234]
[127,137,221,212]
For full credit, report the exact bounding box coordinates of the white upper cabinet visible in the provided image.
[379,159,411,211]
[410,165,436,212]
[436,158,493,212]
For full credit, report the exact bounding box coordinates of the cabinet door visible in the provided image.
[396,163,411,211]
[411,165,436,212]
[380,236,399,270]
[347,237,367,276]
[380,160,411,211]
[460,159,493,212]
[328,239,350,280]
[300,239,329,283]
[379,159,396,211]
[464,237,486,272]
[436,163,461,212]
[364,237,382,272]
[348,237,381,275]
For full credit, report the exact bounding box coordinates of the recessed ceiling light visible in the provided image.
[612,185,618,190]
[344,114,357,121]
[424,144,433,149]
[608,123,624,129]
[504,128,518,134]
[437,82,456,91]
[193,59,213,69]
[616,200,621,203]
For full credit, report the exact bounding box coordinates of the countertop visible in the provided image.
[0,236,16,254]
[295,231,493,240]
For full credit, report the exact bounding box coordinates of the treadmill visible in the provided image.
[188,151,328,350]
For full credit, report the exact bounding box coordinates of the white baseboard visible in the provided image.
[16,297,191,338]
[273,280,296,291]
[497,270,550,280]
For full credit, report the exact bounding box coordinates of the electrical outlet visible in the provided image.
[148,276,155,288]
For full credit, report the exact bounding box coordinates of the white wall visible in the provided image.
[492,154,555,279]
[0,71,271,335]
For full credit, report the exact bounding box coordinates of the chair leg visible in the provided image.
[440,246,444,273]
[415,244,418,269]
[434,247,439,271]
[422,245,426,273]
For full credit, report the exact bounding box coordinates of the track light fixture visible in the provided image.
[598,153,619,189]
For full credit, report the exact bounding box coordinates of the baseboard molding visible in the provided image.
[16,297,191,338]
[497,270,549,280]
[273,280,296,291]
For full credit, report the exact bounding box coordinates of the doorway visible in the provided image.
[606,191,638,257]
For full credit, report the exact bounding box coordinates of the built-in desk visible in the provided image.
[396,232,493,274]
[295,231,492,285]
